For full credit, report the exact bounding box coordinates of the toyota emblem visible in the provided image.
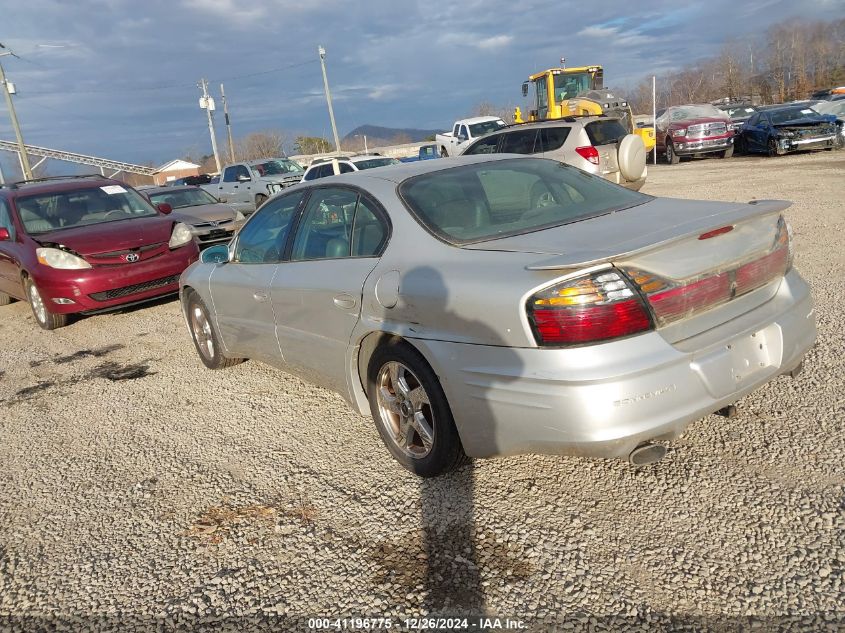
[125,253,140,263]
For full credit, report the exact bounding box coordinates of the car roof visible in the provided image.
[0,175,124,197]
[296,154,528,186]
[498,116,616,131]
[144,185,200,195]
[458,116,504,125]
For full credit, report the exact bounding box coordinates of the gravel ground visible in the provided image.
[0,152,843,632]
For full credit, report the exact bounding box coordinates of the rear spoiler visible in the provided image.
[525,199,790,271]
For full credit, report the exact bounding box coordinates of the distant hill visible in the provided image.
[343,125,440,144]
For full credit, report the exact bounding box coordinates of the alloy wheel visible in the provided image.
[190,304,215,360]
[28,282,47,325]
[375,361,435,459]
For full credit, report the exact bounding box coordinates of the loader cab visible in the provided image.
[524,66,604,121]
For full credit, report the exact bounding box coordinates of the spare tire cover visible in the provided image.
[618,134,646,182]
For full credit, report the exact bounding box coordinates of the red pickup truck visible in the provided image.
[655,104,735,164]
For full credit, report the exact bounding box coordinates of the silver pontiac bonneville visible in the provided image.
[179,155,816,477]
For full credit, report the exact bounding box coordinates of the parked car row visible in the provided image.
[0,117,821,478]
[654,102,842,164]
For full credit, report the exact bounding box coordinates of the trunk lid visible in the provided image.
[466,198,790,341]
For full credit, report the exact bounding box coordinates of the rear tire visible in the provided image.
[367,339,467,477]
[665,140,680,164]
[185,290,243,370]
[25,277,68,330]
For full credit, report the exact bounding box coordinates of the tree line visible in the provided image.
[626,17,845,113]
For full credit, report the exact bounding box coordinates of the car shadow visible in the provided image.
[393,266,525,621]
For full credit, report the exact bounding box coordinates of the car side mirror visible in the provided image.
[0,227,10,241]
[457,134,468,142]
[201,243,230,264]
[156,203,173,215]
[237,174,251,182]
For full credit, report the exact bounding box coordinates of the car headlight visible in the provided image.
[673,128,687,137]
[169,222,194,248]
[781,131,795,139]
[36,247,92,270]
[235,211,245,221]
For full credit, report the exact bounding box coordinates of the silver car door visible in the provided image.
[209,190,304,364]
[270,187,388,396]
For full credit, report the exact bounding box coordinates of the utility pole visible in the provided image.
[318,45,341,153]
[0,43,33,180]
[220,83,235,163]
[198,78,221,173]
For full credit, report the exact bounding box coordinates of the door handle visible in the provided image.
[333,294,356,309]
[253,291,268,302]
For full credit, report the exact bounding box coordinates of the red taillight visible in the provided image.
[575,146,600,165]
[628,215,793,327]
[649,273,731,323]
[735,242,788,295]
[528,269,652,346]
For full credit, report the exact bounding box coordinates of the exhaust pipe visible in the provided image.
[629,442,667,466]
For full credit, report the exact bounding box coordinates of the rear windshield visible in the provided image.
[585,120,628,146]
[468,119,506,137]
[252,159,303,176]
[16,185,157,235]
[399,158,648,245]
[148,187,218,208]
[353,158,400,170]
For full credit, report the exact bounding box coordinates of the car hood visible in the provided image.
[170,203,237,224]
[31,215,174,256]
[773,117,833,127]
[259,173,303,184]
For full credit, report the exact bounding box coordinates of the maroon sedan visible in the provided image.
[655,104,736,164]
[0,175,199,330]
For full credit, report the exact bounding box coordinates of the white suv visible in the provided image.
[301,155,401,182]
[462,117,647,190]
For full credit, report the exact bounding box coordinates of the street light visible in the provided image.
[354,134,368,154]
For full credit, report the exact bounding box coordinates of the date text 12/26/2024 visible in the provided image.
[309,617,527,630]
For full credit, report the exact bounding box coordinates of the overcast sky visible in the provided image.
[0,0,840,173]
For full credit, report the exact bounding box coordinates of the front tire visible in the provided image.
[768,138,785,157]
[440,147,449,158]
[25,277,67,330]
[255,194,267,209]
[367,339,466,477]
[186,291,242,370]
[720,145,734,158]
[0,291,13,306]
[665,140,680,164]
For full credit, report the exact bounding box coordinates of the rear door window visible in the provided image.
[463,134,502,155]
[585,120,628,146]
[500,129,539,154]
[537,127,571,152]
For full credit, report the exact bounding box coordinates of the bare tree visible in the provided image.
[234,130,288,161]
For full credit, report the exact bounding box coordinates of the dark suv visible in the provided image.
[0,175,199,330]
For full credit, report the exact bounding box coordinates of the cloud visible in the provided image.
[437,32,514,50]
[578,24,650,47]
[475,34,514,50]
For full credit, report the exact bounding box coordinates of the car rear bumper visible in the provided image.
[410,269,815,460]
[31,243,199,314]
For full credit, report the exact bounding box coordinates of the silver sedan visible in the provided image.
[179,155,816,477]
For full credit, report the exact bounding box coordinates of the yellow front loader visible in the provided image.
[514,65,655,151]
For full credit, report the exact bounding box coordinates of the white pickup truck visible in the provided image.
[435,116,507,157]
[201,157,304,215]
